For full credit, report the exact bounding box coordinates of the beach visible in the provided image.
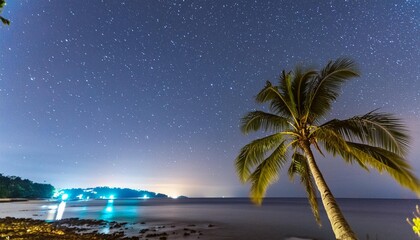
[0,217,221,239]
[0,198,417,239]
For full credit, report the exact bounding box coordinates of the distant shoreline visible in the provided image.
[0,198,29,202]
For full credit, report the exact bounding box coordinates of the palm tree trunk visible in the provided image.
[301,141,358,240]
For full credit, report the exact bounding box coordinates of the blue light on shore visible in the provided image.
[61,194,69,201]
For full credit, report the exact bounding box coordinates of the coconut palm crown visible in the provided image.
[235,58,420,239]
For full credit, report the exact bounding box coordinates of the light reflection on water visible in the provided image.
[46,199,118,233]
[100,199,115,234]
[45,201,66,221]
[56,201,66,220]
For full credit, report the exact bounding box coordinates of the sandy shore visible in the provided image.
[0,217,317,240]
[0,217,222,240]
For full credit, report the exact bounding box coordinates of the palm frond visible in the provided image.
[278,70,289,95]
[255,81,297,122]
[235,133,283,183]
[0,0,9,26]
[319,111,409,156]
[0,0,5,11]
[346,142,420,194]
[240,111,290,134]
[0,16,8,25]
[306,58,359,122]
[249,141,288,204]
[315,127,419,194]
[291,68,317,118]
[278,71,298,116]
[288,152,307,180]
[288,152,321,225]
[314,127,369,171]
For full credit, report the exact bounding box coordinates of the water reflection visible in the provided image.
[42,198,145,226]
[46,201,66,221]
[101,199,114,220]
[56,201,66,220]
[100,199,115,234]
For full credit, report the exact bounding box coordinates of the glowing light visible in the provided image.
[142,194,149,199]
[76,194,83,200]
[170,195,179,199]
[52,190,61,198]
[109,195,115,200]
[61,193,69,201]
[56,201,66,220]
[101,197,115,220]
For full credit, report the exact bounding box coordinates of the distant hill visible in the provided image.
[0,174,54,199]
[55,187,178,200]
[0,174,187,200]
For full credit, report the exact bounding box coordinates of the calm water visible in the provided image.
[0,198,417,240]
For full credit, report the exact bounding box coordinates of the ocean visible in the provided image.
[0,198,417,239]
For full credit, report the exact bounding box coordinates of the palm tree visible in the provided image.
[235,58,420,240]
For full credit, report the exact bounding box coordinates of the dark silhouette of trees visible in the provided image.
[59,187,169,199]
[0,174,54,198]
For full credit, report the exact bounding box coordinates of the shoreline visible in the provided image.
[0,217,316,240]
[0,198,29,203]
[0,217,221,240]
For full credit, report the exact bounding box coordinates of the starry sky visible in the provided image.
[0,1,419,198]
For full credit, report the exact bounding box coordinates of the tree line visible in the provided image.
[0,174,54,198]
[60,187,169,200]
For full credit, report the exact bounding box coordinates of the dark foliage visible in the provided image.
[0,0,10,25]
[0,174,54,198]
[60,187,169,199]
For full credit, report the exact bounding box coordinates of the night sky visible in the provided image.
[0,1,419,198]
